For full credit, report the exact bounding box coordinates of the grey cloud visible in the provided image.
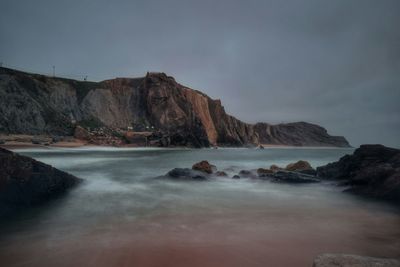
[1,0,399,146]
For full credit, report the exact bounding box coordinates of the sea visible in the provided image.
[1,147,399,267]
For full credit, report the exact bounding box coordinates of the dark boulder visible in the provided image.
[232,175,240,179]
[0,147,82,217]
[270,171,320,183]
[166,168,208,180]
[317,144,400,203]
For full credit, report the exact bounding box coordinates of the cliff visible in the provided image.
[0,67,350,147]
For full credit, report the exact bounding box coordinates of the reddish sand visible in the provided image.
[1,210,400,267]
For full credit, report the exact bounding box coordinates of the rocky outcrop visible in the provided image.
[0,67,350,147]
[317,145,400,203]
[192,160,215,174]
[254,122,350,147]
[285,160,317,175]
[164,160,321,183]
[313,253,400,267]
[286,160,313,172]
[0,147,82,216]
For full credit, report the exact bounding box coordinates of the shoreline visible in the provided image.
[0,141,354,151]
[0,134,353,150]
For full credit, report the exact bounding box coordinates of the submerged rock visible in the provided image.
[215,171,228,177]
[238,170,257,178]
[232,175,240,179]
[166,168,208,180]
[313,253,400,267]
[269,171,320,183]
[192,160,216,174]
[0,147,82,217]
[317,144,400,203]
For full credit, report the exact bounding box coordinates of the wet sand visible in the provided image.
[1,208,400,267]
[0,140,87,149]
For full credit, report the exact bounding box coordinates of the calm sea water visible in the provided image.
[0,147,399,267]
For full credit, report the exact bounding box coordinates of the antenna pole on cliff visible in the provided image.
[52,65,55,77]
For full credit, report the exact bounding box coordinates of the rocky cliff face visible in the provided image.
[317,144,400,203]
[0,67,350,147]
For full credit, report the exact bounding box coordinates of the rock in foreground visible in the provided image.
[317,144,400,203]
[313,253,400,267]
[0,148,82,216]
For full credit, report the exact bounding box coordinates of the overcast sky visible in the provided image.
[1,0,399,147]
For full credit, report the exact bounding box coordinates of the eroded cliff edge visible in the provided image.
[0,67,350,147]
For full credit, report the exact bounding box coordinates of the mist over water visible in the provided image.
[1,147,399,267]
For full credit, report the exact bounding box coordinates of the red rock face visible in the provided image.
[0,67,350,147]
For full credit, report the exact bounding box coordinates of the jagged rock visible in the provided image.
[0,67,350,147]
[270,164,283,172]
[192,160,215,174]
[0,147,82,216]
[215,171,228,177]
[285,160,317,175]
[313,253,400,267]
[317,144,400,203]
[257,168,273,177]
[166,168,208,180]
